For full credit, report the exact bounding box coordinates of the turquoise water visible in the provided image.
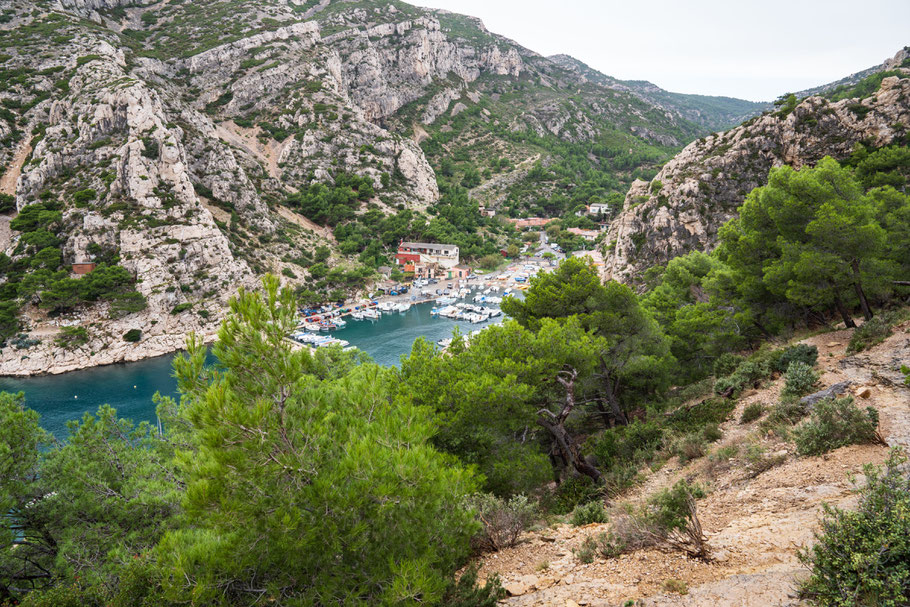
[0,299,506,435]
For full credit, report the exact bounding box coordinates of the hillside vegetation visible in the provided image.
[2,150,909,605]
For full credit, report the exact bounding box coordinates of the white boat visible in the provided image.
[362,309,380,320]
[436,338,452,348]
[303,322,321,331]
[334,318,347,328]
[395,302,411,312]
[351,311,365,320]
[378,301,396,312]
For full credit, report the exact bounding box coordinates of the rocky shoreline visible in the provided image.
[0,305,221,377]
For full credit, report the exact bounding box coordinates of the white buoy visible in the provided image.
[133,385,137,389]
[74,395,77,399]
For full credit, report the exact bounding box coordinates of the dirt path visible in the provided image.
[274,204,335,242]
[214,120,293,182]
[0,139,31,196]
[478,322,909,607]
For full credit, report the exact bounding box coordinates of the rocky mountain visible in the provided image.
[0,0,766,373]
[604,48,910,284]
[549,54,768,129]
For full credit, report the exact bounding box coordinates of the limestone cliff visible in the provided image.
[604,56,910,284]
[0,0,763,374]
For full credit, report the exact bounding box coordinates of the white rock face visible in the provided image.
[604,72,910,284]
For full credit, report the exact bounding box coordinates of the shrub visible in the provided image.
[170,302,192,315]
[761,400,808,436]
[123,329,142,342]
[799,449,910,606]
[570,500,608,526]
[903,364,910,386]
[550,475,601,515]
[465,493,536,552]
[442,566,506,607]
[714,357,772,396]
[713,352,744,378]
[740,403,765,424]
[663,579,688,595]
[774,344,818,373]
[793,397,883,456]
[599,481,709,560]
[55,325,89,349]
[645,480,709,559]
[781,361,819,399]
[846,310,908,353]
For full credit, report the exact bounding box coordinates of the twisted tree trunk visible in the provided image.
[537,368,602,484]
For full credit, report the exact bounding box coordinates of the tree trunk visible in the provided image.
[833,293,856,328]
[850,259,874,321]
[537,368,602,484]
[598,357,628,427]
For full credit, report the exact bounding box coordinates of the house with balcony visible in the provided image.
[395,242,464,279]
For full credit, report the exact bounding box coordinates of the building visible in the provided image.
[567,227,600,241]
[504,217,551,229]
[396,241,461,279]
[587,203,611,217]
[71,262,97,275]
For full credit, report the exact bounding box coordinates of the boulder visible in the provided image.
[801,381,853,408]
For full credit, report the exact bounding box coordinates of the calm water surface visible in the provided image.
[0,299,507,435]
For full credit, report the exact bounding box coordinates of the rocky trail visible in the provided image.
[0,138,31,196]
[476,321,910,606]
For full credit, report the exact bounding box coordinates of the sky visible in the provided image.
[414,0,910,102]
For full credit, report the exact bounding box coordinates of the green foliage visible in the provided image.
[551,476,602,514]
[0,193,14,214]
[799,449,910,606]
[0,394,181,602]
[825,69,909,102]
[846,309,908,353]
[775,344,818,373]
[441,566,506,607]
[714,354,773,397]
[169,302,192,314]
[718,157,901,329]
[713,352,744,378]
[794,397,882,456]
[570,500,608,526]
[740,402,765,424]
[54,325,89,349]
[123,328,142,342]
[285,173,375,226]
[781,361,819,399]
[153,276,480,605]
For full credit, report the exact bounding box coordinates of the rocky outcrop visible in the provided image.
[605,68,910,284]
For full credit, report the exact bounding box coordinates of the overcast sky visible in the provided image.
[414,0,909,102]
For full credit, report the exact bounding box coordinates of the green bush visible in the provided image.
[0,192,17,213]
[442,566,506,607]
[54,326,89,349]
[847,310,908,353]
[794,397,882,456]
[799,449,910,606]
[123,329,142,342]
[740,403,765,424]
[550,475,601,515]
[714,357,773,396]
[465,493,536,552]
[170,302,192,315]
[761,400,808,434]
[781,361,819,399]
[713,352,744,378]
[570,500,608,526]
[774,344,818,373]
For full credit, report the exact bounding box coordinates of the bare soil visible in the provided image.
[474,320,910,606]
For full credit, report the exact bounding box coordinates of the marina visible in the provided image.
[1,267,544,434]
